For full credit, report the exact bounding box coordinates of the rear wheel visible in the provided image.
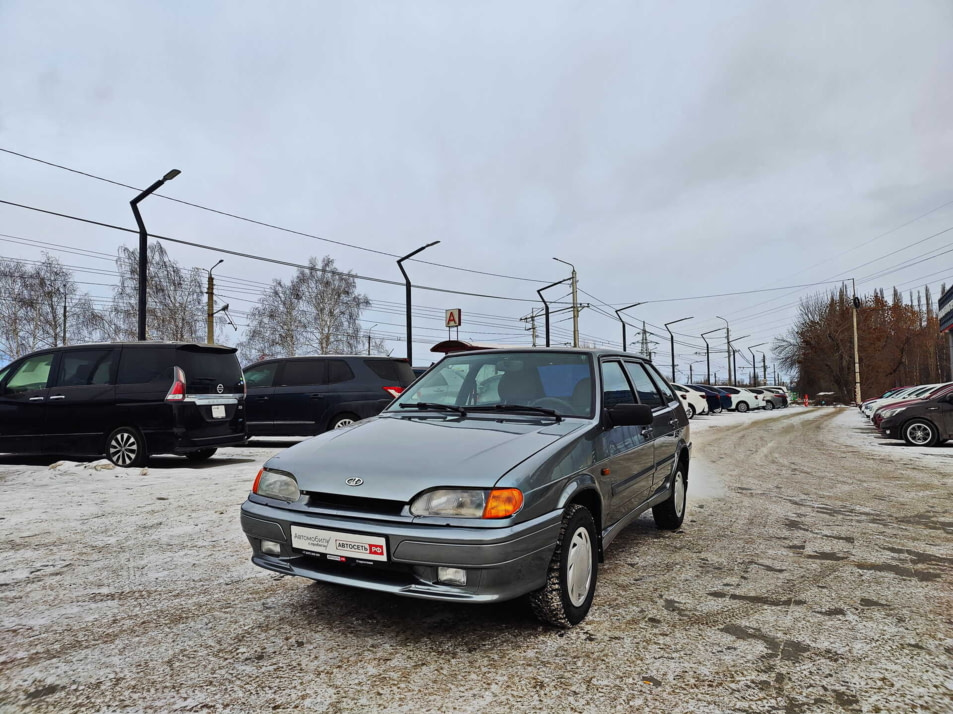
[653,466,687,530]
[735,401,749,413]
[764,401,775,411]
[186,448,217,462]
[106,427,147,467]
[329,413,359,430]
[686,403,696,419]
[529,504,598,628]
[902,419,939,447]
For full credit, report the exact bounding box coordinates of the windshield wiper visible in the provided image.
[468,404,562,422]
[399,402,468,416]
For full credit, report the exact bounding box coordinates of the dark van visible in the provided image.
[0,342,246,466]
[243,355,416,436]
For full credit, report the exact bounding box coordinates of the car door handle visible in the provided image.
[927,407,938,411]
[669,418,679,426]
[641,427,654,437]
[29,396,45,401]
[49,395,66,400]
[309,394,324,399]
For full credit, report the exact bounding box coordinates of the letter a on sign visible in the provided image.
[445,309,462,328]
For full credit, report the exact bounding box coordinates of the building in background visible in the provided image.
[940,285,953,378]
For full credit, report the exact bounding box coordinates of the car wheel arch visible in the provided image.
[555,477,605,562]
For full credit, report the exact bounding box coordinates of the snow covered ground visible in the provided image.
[1,409,951,712]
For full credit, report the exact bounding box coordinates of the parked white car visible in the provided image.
[672,383,709,418]
[862,385,938,418]
[719,386,762,413]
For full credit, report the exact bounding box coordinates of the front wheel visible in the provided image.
[903,419,939,447]
[735,401,749,413]
[529,504,598,628]
[106,427,147,467]
[653,466,687,530]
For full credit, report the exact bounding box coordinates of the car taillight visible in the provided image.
[165,366,186,401]
[382,386,403,399]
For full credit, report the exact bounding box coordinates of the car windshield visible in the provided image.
[388,351,595,418]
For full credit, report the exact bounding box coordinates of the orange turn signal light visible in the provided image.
[482,489,523,519]
[252,467,264,493]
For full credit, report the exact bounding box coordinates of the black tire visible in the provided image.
[186,448,218,462]
[902,419,939,447]
[652,464,687,530]
[529,504,598,628]
[329,413,360,430]
[105,427,147,467]
[735,401,749,413]
[764,401,775,411]
[686,403,696,419]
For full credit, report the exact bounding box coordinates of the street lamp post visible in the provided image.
[552,258,579,347]
[131,169,181,340]
[728,334,750,385]
[715,316,730,385]
[664,317,693,381]
[367,324,378,356]
[756,350,768,385]
[701,328,723,384]
[614,302,644,351]
[747,343,766,386]
[396,241,440,367]
[537,277,572,347]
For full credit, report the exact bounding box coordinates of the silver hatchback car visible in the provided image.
[240,348,691,627]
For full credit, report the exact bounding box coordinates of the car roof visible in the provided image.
[437,346,650,361]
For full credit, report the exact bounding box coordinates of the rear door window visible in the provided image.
[279,360,328,387]
[54,349,117,386]
[622,362,664,408]
[118,348,174,385]
[327,360,355,384]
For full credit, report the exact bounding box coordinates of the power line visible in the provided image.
[0,146,554,284]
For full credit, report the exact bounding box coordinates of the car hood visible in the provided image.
[264,414,588,501]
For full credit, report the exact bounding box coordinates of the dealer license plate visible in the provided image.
[211,405,226,418]
[291,526,388,562]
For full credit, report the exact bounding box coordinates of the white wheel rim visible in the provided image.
[334,418,354,429]
[673,471,686,517]
[566,526,593,607]
[907,423,932,445]
[109,432,137,466]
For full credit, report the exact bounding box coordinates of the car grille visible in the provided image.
[303,491,407,516]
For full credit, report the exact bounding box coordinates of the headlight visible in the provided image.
[880,408,905,419]
[252,468,300,502]
[410,488,523,518]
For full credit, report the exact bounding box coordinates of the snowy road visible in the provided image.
[1,408,951,713]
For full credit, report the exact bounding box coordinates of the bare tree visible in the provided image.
[240,255,373,361]
[109,243,205,342]
[0,254,107,359]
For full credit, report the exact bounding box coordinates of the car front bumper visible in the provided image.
[240,499,563,603]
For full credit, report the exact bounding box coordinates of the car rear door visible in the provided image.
[44,347,119,454]
[272,359,329,435]
[626,361,682,493]
[0,352,55,453]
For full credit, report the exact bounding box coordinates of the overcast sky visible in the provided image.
[2,0,952,378]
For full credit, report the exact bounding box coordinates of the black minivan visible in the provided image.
[0,342,246,466]
[243,355,416,436]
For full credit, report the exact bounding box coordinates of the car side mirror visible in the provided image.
[605,403,654,427]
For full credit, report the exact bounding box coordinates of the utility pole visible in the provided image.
[761,352,767,384]
[665,317,693,382]
[701,328,723,384]
[640,322,650,360]
[851,278,862,404]
[520,310,539,347]
[397,241,440,366]
[62,295,67,346]
[553,258,578,347]
[206,259,223,344]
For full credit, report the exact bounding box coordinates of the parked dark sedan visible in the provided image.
[243,356,416,436]
[241,348,691,627]
[879,391,953,447]
[685,384,723,413]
